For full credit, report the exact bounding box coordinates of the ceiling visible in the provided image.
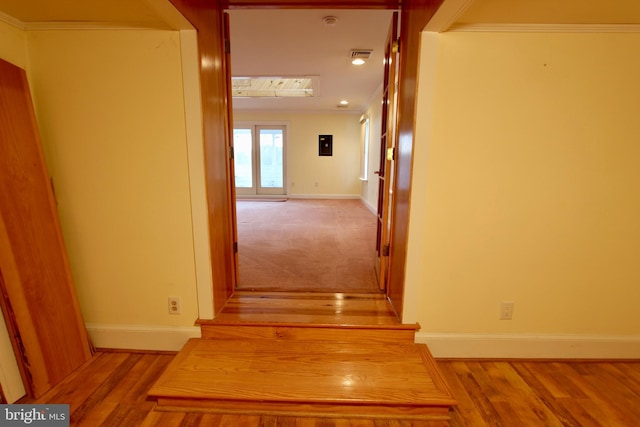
[227,8,393,113]
[1,0,639,113]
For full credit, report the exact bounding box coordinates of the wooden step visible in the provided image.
[212,291,401,326]
[148,338,457,420]
[198,322,419,344]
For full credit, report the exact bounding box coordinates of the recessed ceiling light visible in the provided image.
[339,100,349,105]
[349,49,373,66]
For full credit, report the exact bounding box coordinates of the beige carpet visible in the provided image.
[235,198,379,292]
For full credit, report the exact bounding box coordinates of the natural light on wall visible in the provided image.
[231,77,316,98]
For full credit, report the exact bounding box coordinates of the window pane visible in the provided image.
[259,129,283,188]
[234,128,253,188]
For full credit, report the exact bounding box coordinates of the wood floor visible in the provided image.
[209,291,401,325]
[24,350,640,426]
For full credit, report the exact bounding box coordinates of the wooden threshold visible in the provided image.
[210,291,401,325]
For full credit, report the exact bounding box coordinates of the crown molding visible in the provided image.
[424,0,474,32]
[0,10,25,30]
[448,23,640,33]
[23,21,173,31]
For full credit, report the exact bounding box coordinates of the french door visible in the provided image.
[375,11,399,290]
[234,124,286,196]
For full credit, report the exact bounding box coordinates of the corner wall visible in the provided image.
[410,31,640,358]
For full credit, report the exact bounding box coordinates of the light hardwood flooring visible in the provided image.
[209,291,401,325]
[22,351,640,426]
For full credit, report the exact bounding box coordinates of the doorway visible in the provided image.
[228,8,395,294]
[172,0,439,318]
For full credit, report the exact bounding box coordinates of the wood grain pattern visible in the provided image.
[199,324,417,343]
[24,351,640,426]
[0,57,92,398]
[210,292,401,325]
[149,338,455,419]
[438,359,640,426]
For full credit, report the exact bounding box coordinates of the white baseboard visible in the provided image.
[86,323,201,352]
[85,326,640,360]
[361,197,376,214]
[287,194,360,199]
[417,332,640,359]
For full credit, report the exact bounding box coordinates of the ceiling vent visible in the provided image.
[349,49,373,60]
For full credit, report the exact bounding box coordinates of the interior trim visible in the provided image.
[418,332,640,359]
[449,23,640,33]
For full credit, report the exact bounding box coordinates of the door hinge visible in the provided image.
[229,146,234,160]
[382,243,390,256]
[225,39,231,54]
[233,241,238,253]
[392,39,400,54]
[387,147,395,161]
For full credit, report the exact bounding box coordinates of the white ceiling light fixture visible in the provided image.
[338,100,349,108]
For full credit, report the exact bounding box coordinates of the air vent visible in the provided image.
[349,49,373,60]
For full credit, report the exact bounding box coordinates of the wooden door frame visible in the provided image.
[374,11,399,292]
[170,0,445,320]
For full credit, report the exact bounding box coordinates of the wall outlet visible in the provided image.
[168,296,181,315]
[500,301,514,320]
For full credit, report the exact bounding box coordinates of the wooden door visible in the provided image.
[375,12,399,291]
[0,58,92,398]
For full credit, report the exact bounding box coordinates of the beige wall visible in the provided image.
[25,30,199,329]
[360,89,383,210]
[0,20,27,68]
[409,31,640,338]
[234,111,362,197]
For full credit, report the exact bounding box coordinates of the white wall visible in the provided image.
[360,89,383,211]
[407,30,640,358]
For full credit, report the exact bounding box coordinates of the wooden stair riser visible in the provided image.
[154,398,453,420]
[199,324,417,343]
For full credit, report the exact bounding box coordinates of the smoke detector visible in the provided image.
[322,16,338,26]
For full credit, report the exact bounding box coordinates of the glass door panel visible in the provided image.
[258,127,284,193]
[233,127,255,195]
